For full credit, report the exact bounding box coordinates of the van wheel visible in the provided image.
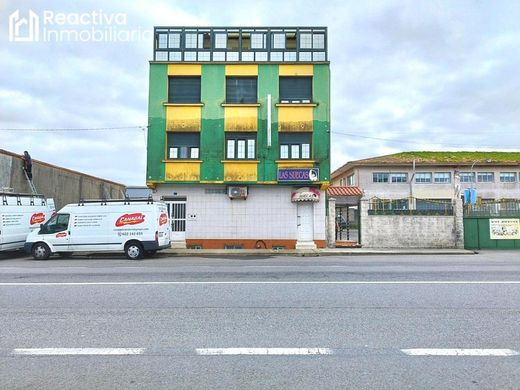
[125,242,143,260]
[32,243,51,260]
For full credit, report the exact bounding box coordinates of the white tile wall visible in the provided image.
[154,185,326,241]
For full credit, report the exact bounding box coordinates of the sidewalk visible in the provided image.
[162,247,475,257]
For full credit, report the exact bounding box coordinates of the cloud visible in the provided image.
[1,0,519,182]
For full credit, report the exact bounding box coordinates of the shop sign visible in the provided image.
[489,218,520,240]
[278,168,319,182]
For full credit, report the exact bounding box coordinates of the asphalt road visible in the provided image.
[0,251,519,389]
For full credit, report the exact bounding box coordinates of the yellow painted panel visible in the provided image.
[278,106,313,132]
[166,106,201,131]
[224,162,258,182]
[225,106,258,131]
[279,64,313,76]
[225,64,258,76]
[277,161,315,168]
[168,64,202,76]
[165,162,200,181]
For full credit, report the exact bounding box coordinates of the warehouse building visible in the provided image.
[0,149,125,209]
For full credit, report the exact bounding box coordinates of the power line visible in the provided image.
[0,126,147,132]
[0,125,517,150]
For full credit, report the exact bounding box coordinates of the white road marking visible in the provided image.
[13,348,145,356]
[401,348,519,356]
[0,281,520,286]
[196,348,333,355]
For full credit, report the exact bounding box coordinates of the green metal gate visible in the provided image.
[464,201,520,250]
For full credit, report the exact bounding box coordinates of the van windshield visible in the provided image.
[41,213,70,234]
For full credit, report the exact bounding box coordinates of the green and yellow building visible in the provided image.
[147,27,330,249]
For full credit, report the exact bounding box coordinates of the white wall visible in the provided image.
[154,185,326,241]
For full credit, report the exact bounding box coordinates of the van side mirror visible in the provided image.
[39,224,46,234]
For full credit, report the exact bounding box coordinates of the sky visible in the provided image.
[1,0,520,185]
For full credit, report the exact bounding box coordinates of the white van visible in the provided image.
[0,193,55,252]
[24,199,171,260]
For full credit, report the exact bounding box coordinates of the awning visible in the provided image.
[327,186,363,197]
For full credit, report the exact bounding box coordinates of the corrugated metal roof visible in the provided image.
[327,186,363,197]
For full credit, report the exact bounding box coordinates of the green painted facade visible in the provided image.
[146,63,330,186]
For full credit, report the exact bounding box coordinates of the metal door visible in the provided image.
[297,203,314,243]
[166,200,186,241]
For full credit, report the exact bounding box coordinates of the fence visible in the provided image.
[368,197,454,216]
[463,199,520,250]
[464,200,520,217]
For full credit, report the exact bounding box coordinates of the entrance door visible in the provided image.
[296,203,315,248]
[166,200,186,242]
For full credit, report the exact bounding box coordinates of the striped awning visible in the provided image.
[327,186,363,197]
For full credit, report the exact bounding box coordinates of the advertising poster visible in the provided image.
[489,219,520,240]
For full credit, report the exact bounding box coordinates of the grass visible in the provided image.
[390,151,520,163]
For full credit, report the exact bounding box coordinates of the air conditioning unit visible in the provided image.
[228,186,248,199]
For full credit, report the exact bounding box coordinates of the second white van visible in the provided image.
[1,193,55,252]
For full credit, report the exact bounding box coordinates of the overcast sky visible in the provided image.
[1,0,519,185]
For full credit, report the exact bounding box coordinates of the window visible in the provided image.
[460,172,474,183]
[500,172,517,182]
[202,33,211,49]
[168,33,180,48]
[42,214,70,234]
[434,172,451,184]
[167,133,200,159]
[286,33,296,49]
[279,133,311,160]
[226,133,256,159]
[241,33,251,50]
[184,33,198,48]
[372,173,389,183]
[390,173,408,183]
[477,172,494,183]
[168,77,201,103]
[347,174,355,186]
[251,33,266,49]
[214,33,227,48]
[299,33,325,49]
[226,77,257,103]
[272,33,285,48]
[415,173,432,183]
[227,33,239,50]
[312,34,325,49]
[279,77,312,102]
[157,33,167,48]
[300,33,312,49]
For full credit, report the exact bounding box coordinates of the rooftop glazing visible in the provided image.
[153,26,328,63]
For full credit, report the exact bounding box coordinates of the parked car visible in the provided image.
[24,198,171,260]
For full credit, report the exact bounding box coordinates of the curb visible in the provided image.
[159,249,476,257]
